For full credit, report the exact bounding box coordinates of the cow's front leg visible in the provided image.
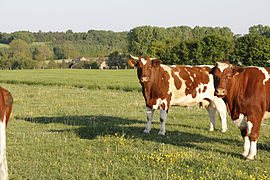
[241,129,250,158]
[143,107,155,134]
[246,119,260,160]
[158,109,167,135]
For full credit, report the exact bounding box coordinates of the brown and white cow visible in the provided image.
[0,87,13,180]
[211,61,270,160]
[128,56,227,135]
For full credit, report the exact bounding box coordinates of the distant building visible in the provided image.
[99,61,109,69]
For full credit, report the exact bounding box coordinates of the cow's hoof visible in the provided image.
[221,128,227,132]
[245,155,255,161]
[143,129,150,134]
[158,131,165,136]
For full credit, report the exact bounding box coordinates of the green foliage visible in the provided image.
[249,24,270,38]
[33,46,54,60]
[233,34,270,66]
[107,51,127,69]
[8,39,32,59]
[128,26,234,57]
[1,25,270,68]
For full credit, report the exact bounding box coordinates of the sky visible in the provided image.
[1,0,270,35]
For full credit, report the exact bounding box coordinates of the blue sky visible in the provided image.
[1,0,270,35]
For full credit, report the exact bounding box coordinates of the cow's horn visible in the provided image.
[130,55,139,60]
[150,57,157,60]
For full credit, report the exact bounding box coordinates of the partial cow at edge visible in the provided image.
[0,87,13,180]
[211,61,270,160]
[128,55,227,135]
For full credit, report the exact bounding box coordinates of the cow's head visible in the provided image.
[211,61,244,98]
[128,55,161,83]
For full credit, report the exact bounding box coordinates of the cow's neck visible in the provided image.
[224,75,246,120]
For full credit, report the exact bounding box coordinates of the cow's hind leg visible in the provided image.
[206,103,216,131]
[144,107,155,134]
[212,97,227,132]
[158,109,167,135]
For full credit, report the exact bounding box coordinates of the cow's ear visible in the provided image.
[152,59,162,67]
[233,67,244,76]
[127,60,138,67]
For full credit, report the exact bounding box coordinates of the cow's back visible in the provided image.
[164,65,215,106]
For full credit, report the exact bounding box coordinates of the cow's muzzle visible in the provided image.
[215,88,227,98]
[140,77,149,83]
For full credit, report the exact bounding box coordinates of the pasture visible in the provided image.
[0,69,269,179]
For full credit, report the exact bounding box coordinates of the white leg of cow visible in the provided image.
[212,97,227,132]
[0,114,8,180]
[206,103,216,131]
[242,136,250,158]
[143,107,154,134]
[246,140,257,160]
[158,109,167,135]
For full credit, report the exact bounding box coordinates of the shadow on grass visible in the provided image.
[17,115,270,157]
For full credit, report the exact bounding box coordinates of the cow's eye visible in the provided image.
[226,75,232,79]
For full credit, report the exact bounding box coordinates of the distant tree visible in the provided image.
[233,34,270,66]
[90,62,99,69]
[8,39,32,59]
[107,51,127,68]
[202,34,234,64]
[9,31,36,43]
[249,24,270,38]
[34,46,54,60]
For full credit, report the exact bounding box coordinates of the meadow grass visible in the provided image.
[1,69,270,179]
[0,43,9,48]
[0,69,140,92]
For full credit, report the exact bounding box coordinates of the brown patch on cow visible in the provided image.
[176,66,210,98]
[202,86,207,93]
[171,70,182,90]
[0,87,13,126]
[161,103,166,110]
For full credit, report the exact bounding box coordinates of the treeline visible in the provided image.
[128,25,270,67]
[1,24,270,69]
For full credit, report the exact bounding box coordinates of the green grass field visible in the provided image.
[0,43,9,48]
[0,69,140,92]
[1,69,270,179]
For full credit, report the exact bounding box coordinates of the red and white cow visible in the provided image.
[211,62,270,160]
[128,56,227,135]
[0,87,13,180]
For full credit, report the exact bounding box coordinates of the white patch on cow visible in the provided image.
[194,74,196,78]
[247,121,253,135]
[256,67,270,85]
[211,96,228,132]
[246,140,257,160]
[170,65,176,68]
[216,62,230,72]
[0,113,8,180]
[152,98,161,110]
[262,111,270,120]
[158,109,167,135]
[232,113,247,130]
[242,136,250,158]
[144,107,154,133]
[141,58,147,65]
